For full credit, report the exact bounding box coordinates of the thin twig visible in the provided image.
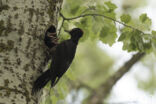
[60,13,145,34]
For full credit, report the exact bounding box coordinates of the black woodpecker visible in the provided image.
[32,28,83,93]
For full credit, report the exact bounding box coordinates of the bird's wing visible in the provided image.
[50,40,76,78]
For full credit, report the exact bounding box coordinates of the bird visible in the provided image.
[32,27,83,94]
[44,25,58,48]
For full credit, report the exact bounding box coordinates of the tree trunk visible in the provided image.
[0,0,63,104]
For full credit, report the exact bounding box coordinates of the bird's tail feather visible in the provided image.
[32,69,51,94]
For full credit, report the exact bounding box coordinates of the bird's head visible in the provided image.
[65,28,83,39]
[47,25,56,33]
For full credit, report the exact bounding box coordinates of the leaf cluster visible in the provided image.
[60,0,156,53]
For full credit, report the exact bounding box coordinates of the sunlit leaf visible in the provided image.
[139,13,148,23]
[100,22,117,46]
[120,14,131,23]
[139,13,152,31]
[118,32,127,41]
[105,1,117,11]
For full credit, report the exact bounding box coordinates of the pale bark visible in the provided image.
[0,0,63,104]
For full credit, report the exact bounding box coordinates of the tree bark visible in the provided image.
[0,0,63,104]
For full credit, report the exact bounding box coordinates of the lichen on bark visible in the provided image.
[0,0,63,104]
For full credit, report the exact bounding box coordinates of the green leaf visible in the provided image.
[120,14,131,23]
[120,29,152,52]
[131,30,144,51]
[76,6,87,15]
[137,14,151,31]
[126,13,151,31]
[104,11,116,19]
[96,4,108,14]
[105,1,117,11]
[139,13,148,23]
[118,31,132,51]
[119,28,143,52]
[118,32,127,41]
[91,16,103,36]
[99,23,117,46]
[103,2,117,19]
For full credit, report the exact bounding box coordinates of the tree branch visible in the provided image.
[86,52,145,104]
[60,13,145,35]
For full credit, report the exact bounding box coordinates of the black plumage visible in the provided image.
[32,28,83,93]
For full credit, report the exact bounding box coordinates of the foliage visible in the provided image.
[60,0,155,53]
[120,14,131,23]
